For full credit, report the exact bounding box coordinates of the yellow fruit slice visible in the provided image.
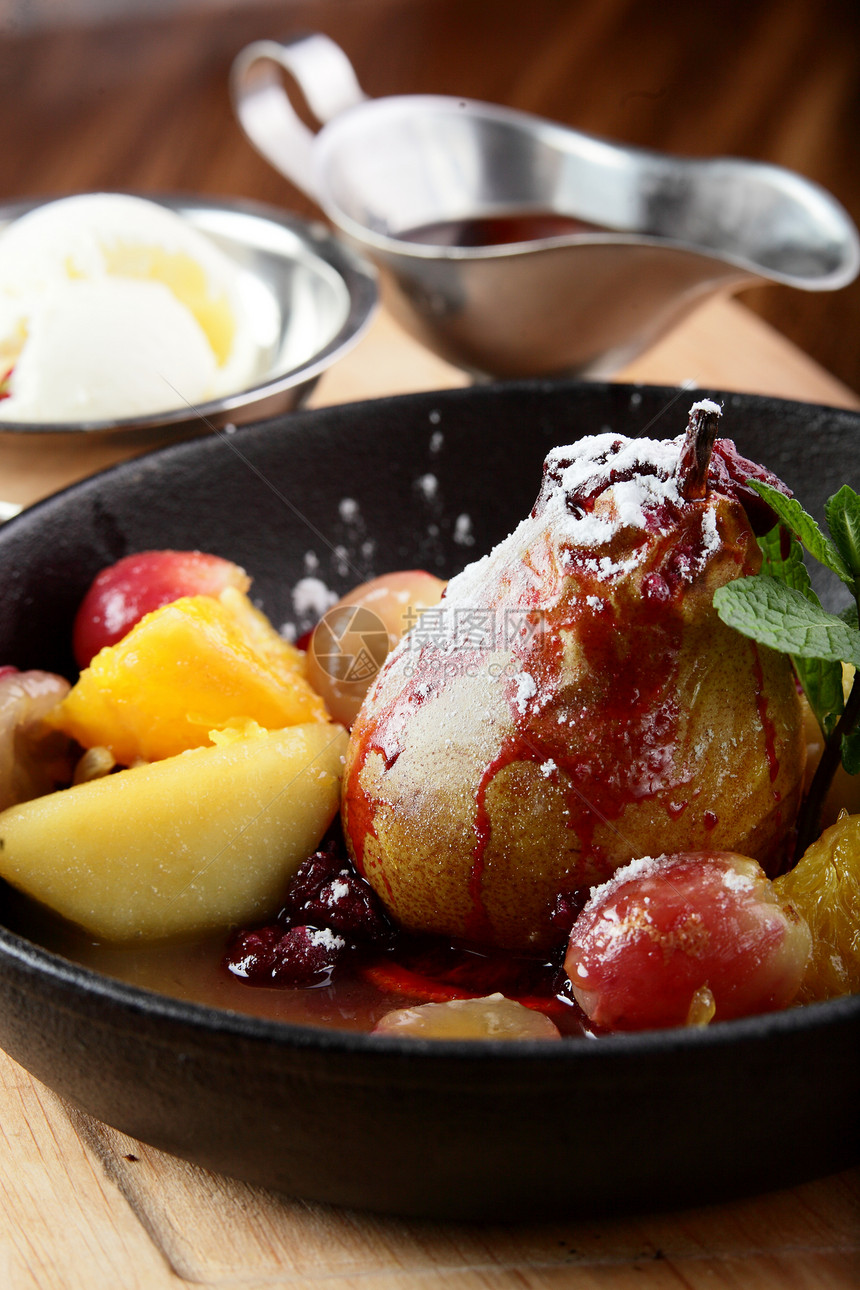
[52,591,328,764]
[373,993,561,1040]
[774,812,860,1002]
[0,722,348,940]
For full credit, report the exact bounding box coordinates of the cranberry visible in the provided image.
[224,840,394,991]
[301,872,392,941]
[280,842,393,945]
[224,923,347,986]
[279,842,344,916]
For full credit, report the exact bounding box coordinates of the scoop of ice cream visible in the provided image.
[0,193,259,422]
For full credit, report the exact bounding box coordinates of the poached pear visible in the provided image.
[342,405,806,950]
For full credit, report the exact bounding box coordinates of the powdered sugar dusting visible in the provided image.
[307,927,346,950]
[329,878,351,902]
[415,473,438,501]
[541,432,684,547]
[291,577,337,619]
[722,866,756,894]
[514,670,537,715]
[583,854,668,914]
[384,416,727,687]
[690,398,722,416]
[453,513,475,546]
[701,505,720,556]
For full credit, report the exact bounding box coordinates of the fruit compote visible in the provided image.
[1,410,857,1040]
[0,844,591,1036]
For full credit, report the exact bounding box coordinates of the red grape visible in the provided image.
[72,550,249,667]
[564,852,811,1031]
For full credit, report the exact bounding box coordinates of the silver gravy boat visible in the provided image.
[231,34,859,380]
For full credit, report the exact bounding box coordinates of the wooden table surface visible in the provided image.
[1,295,859,1289]
[1,4,859,1284]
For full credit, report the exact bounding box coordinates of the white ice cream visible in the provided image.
[0,193,260,422]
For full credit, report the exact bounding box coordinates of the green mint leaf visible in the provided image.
[839,603,860,631]
[797,656,845,739]
[748,481,854,586]
[825,485,860,580]
[713,575,860,667]
[843,723,860,776]
[757,526,844,733]
[757,524,817,600]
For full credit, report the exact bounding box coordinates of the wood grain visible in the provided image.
[2,1044,858,1289]
[0,0,857,389]
[0,1051,174,1289]
[62,1106,860,1288]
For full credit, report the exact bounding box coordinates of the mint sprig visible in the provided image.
[756,526,845,737]
[713,481,860,859]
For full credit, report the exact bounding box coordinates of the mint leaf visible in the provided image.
[713,575,860,667]
[757,524,815,597]
[825,486,860,580]
[798,656,845,739]
[840,603,859,631]
[748,480,854,586]
[719,480,860,860]
[757,526,845,734]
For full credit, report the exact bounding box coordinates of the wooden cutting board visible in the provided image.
[1,296,858,1289]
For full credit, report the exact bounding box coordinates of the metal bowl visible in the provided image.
[232,35,859,380]
[0,381,857,1221]
[0,194,377,442]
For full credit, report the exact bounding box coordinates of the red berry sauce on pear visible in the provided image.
[343,413,804,951]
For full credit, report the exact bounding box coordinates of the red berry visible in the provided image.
[224,923,347,986]
[72,550,249,667]
[564,852,811,1031]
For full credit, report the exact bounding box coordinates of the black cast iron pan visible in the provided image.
[0,381,856,1220]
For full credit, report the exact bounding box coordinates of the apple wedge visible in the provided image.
[0,722,348,940]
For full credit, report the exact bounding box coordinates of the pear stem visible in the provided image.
[678,401,721,500]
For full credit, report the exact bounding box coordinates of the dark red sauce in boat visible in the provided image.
[401,213,608,248]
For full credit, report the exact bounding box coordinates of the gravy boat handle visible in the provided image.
[230,35,366,202]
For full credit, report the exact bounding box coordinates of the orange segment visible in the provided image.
[53,591,328,765]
